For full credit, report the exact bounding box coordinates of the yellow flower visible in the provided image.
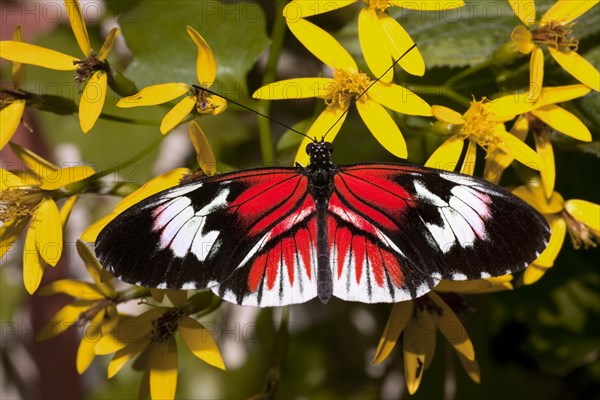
[95,293,225,400]
[484,84,592,197]
[36,240,118,373]
[1,25,27,150]
[284,1,463,80]
[513,178,599,284]
[426,98,543,172]
[510,0,600,99]
[0,0,120,133]
[373,276,512,393]
[117,26,226,134]
[253,18,431,166]
[1,143,94,293]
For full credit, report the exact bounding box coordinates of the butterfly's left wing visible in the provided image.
[96,168,320,306]
[329,163,550,303]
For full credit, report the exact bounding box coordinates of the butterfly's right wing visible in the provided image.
[95,168,319,306]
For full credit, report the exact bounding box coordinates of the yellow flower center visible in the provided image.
[562,209,598,250]
[364,0,391,12]
[0,187,42,223]
[532,21,579,52]
[325,69,371,109]
[73,55,107,87]
[150,308,185,343]
[194,87,228,115]
[460,98,501,148]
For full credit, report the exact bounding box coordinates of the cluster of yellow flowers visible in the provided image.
[1,0,599,398]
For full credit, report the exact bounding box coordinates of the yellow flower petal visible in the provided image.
[59,195,78,227]
[38,279,104,299]
[0,100,25,149]
[359,9,392,83]
[186,26,217,87]
[486,92,536,121]
[117,83,191,108]
[428,292,475,361]
[523,264,550,285]
[390,0,464,10]
[460,140,477,176]
[40,166,95,190]
[11,25,25,88]
[82,169,191,242]
[565,199,600,232]
[33,198,62,267]
[403,311,427,395]
[369,81,431,116]
[108,338,150,378]
[373,300,414,364]
[511,25,534,54]
[531,105,592,142]
[508,0,536,25]
[23,224,46,294]
[252,78,334,100]
[431,105,464,125]
[529,47,544,101]
[422,311,436,369]
[189,121,217,176]
[458,353,481,383]
[356,99,407,159]
[79,70,107,133]
[548,47,600,92]
[179,317,225,370]
[425,135,464,171]
[113,308,164,345]
[0,41,79,70]
[378,13,425,76]
[76,240,115,296]
[165,290,187,308]
[97,28,120,61]
[77,311,104,373]
[436,275,513,293]
[36,300,96,341]
[160,95,196,134]
[0,216,29,258]
[283,1,355,19]
[496,128,543,171]
[532,131,555,199]
[65,0,91,56]
[541,0,599,25]
[9,142,58,178]
[286,18,357,71]
[512,180,565,214]
[150,338,178,400]
[484,116,528,183]
[532,215,566,268]
[294,106,348,166]
[538,84,592,107]
[96,330,126,355]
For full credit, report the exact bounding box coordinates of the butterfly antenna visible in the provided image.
[193,85,314,141]
[321,43,418,141]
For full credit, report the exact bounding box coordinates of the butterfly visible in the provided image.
[95,140,550,307]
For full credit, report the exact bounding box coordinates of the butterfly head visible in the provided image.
[306,141,334,169]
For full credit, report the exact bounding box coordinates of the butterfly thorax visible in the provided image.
[305,141,337,201]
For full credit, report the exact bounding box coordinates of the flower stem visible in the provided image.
[257,0,287,165]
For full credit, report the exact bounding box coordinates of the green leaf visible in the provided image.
[117,0,271,92]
